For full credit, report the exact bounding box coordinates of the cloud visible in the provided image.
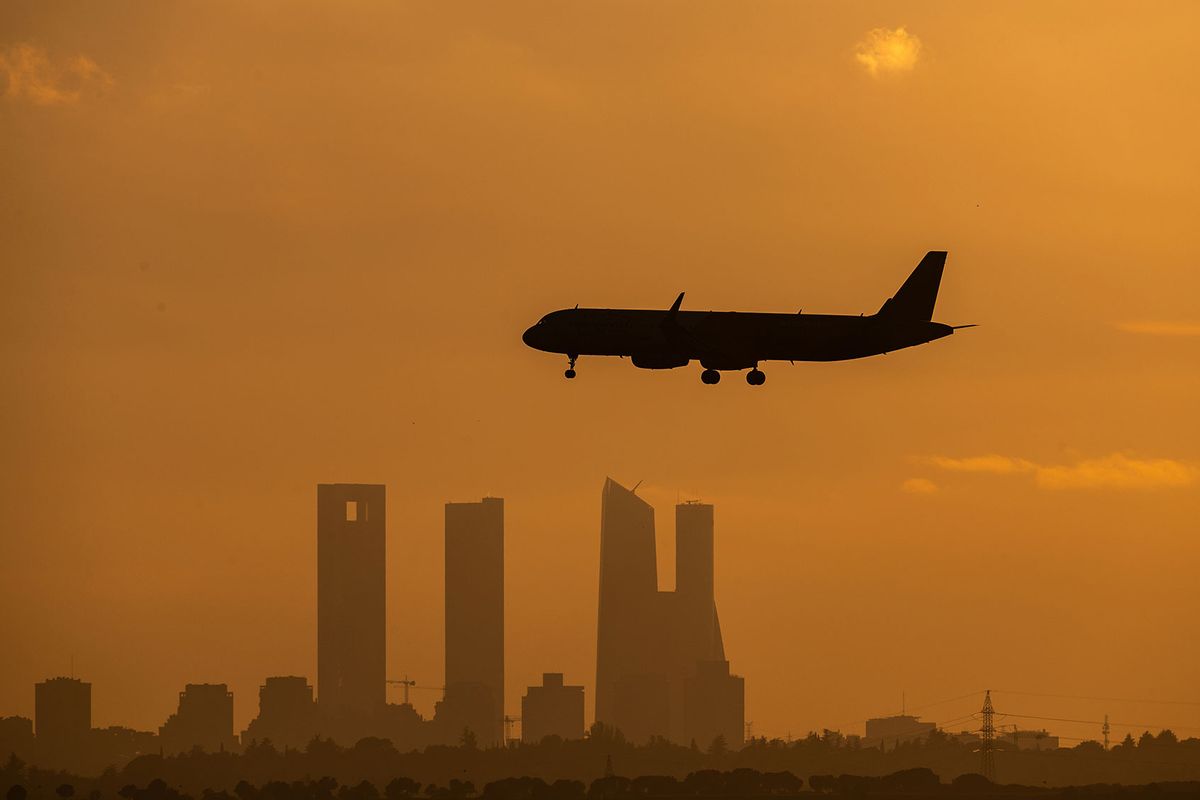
[1035,454,1199,490]
[901,477,939,494]
[1,43,113,106]
[1116,321,1200,337]
[855,26,922,77]
[925,455,1037,475]
[922,453,1199,491]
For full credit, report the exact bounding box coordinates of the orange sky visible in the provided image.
[2,1,1199,747]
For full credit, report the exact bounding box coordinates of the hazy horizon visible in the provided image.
[3,1,1198,748]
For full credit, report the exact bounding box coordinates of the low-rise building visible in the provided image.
[522,673,585,743]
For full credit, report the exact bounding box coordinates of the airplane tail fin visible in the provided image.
[877,251,947,321]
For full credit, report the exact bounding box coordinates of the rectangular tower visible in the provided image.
[317,483,386,718]
[595,478,662,733]
[675,501,724,664]
[34,677,91,741]
[444,496,504,745]
[35,677,90,767]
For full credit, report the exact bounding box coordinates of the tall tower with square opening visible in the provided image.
[317,483,386,718]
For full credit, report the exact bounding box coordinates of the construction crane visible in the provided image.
[503,715,521,745]
[386,675,417,705]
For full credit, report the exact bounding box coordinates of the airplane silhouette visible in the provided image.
[522,251,973,385]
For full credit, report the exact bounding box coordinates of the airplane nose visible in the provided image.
[522,325,539,348]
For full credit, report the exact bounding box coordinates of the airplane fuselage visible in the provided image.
[520,251,968,384]
[522,308,953,369]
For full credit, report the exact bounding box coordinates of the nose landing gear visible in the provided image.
[565,354,578,379]
[700,368,721,385]
[746,369,766,386]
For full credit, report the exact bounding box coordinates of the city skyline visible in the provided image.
[3,0,1199,768]
[4,480,755,772]
[5,479,1195,755]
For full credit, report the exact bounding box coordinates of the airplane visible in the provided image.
[521,250,973,385]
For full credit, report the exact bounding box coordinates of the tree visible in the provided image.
[587,723,625,746]
[6,786,27,800]
[951,773,992,792]
[586,777,630,800]
[1156,729,1179,746]
[630,776,676,797]
[352,737,398,758]
[808,775,835,794]
[681,771,723,796]
[761,772,803,795]
[338,782,380,800]
[1,756,26,786]
[706,735,727,760]
[385,778,422,800]
[56,785,75,800]
[549,780,585,800]
[314,778,339,800]
[305,737,342,758]
[879,768,938,793]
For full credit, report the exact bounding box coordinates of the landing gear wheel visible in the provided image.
[747,369,766,386]
[565,354,578,379]
[701,369,721,385]
[564,369,576,379]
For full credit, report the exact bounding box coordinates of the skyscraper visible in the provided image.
[444,496,504,745]
[675,501,724,663]
[317,483,386,719]
[595,479,659,732]
[34,677,90,741]
[34,677,90,768]
[594,479,743,746]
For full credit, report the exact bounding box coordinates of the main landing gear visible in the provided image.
[564,354,578,379]
[700,367,766,385]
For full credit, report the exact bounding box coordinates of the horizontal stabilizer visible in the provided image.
[877,251,947,321]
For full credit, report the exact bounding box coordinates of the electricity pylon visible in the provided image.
[980,690,996,782]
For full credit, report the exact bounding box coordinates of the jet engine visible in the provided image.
[631,353,690,370]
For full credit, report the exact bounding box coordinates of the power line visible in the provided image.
[823,690,986,732]
[995,711,1200,733]
[994,689,1200,707]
